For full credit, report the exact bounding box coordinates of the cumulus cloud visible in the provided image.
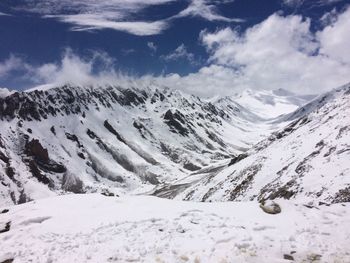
[31,49,121,86]
[161,44,197,64]
[317,7,350,64]
[0,55,32,77]
[160,7,350,96]
[0,49,125,89]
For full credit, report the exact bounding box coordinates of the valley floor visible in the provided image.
[0,194,349,263]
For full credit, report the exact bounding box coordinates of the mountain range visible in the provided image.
[1,82,348,207]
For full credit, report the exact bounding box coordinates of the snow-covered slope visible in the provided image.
[0,83,289,206]
[153,84,350,203]
[1,194,349,263]
[230,88,315,119]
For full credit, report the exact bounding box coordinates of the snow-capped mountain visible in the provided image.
[0,88,13,98]
[1,83,349,263]
[153,84,350,204]
[229,88,315,119]
[0,83,296,206]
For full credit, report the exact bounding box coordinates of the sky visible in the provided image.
[0,0,349,97]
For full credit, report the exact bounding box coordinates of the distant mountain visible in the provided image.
[0,83,296,206]
[153,84,350,204]
[230,88,315,119]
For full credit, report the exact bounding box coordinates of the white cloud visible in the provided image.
[0,12,11,16]
[174,0,243,22]
[50,14,169,36]
[32,49,120,86]
[0,55,32,77]
[13,0,175,35]
[3,7,350,97]
[157,7,350,96]
[12,0,243,35]
[317,7,350,64]
[154,64,239,96]
[147,42,158,53]
[282,0,346,8]
[161,44,196,64]
[121,49,136,56]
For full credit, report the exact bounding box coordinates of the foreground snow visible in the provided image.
[0,194,349,263]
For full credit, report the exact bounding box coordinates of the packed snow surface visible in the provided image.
[0,194,349,263]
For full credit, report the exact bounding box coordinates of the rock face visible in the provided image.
[25,139,49,163]
[0,83,291,206]
[152,84,350,204]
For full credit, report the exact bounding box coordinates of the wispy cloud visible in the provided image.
[11,0,175,36]
[161,44,197,64]
[0,12,11,16]
[49,14,169,36]
[282,0,346,8]
[147,42,158,53]
[121,49,136,56]
[9,0,243,36]
[174,0,244,22]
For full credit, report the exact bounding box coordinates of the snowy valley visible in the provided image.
[0,83,349,263]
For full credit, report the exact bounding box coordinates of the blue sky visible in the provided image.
[0,0,349,96]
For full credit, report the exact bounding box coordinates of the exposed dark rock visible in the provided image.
[39,161,66,173]
[324,146,336,157]
[295,149,322,176]
[28,160,51,185]
[25,139,49,163]
[65,133,83,148]
[117,88,146,106]
[332,186,350,203]
[77,152,85,159]
[133,120,153,139]
[206,130,226,147]
[0,221,11,234]
[101,191,117,197]
[228,153,248,166]
[163,110,189,136]
[183,162,201,171]
[267,186,296,200]
[144,173,160,185]
[152,183,191,199]
[307,254,322,261]
[1,209,9,214]
[283,254,294,261]
[0,258,14,263]
[228,164,262,201]
[27,128,32,134]
[0,151,9,164]
[5,166,15,180]
[18,190,28,204]
[104,120,126,144]
[336,126,350,139]
[86,129,97,139]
